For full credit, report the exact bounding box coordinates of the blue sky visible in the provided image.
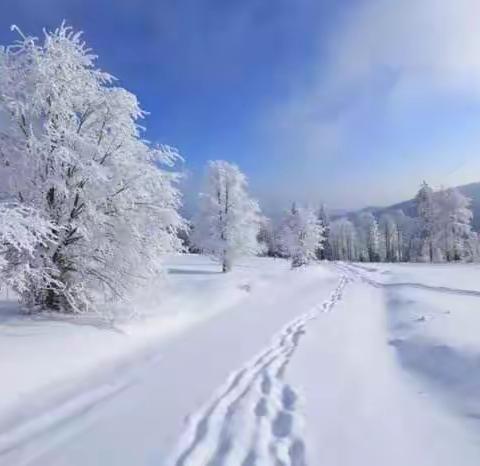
[2,0,480,213]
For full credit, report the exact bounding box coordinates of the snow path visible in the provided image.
[168,276,348,466]
[0,258,339,466]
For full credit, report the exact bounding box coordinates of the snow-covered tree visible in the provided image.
[367,216,381,262]
[390,209,417,262]
[379,213,401,262]
[379,210,415,262]
[257,217,279,257]
[412,183,477,262]
[0,24,184,312]
[278,203,324,267]
[435,187,476,261]
[415,181,438,262]
[316,204,331,260]
[192,160,261,272]
[354,212,379,262]
[0,203,55,295]
[330,218,357,261]
[364,214,380,262]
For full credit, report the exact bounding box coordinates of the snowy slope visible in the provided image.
[1,256,480,465]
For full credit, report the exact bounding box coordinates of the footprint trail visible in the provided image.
[168,275,349,466]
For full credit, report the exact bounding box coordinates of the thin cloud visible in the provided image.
[257,0,480,209]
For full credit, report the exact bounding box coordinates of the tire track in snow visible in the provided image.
[168,275,349,466]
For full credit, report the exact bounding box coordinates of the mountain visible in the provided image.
[352,182,480,231]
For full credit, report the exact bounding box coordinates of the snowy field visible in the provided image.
[1,255,480,465]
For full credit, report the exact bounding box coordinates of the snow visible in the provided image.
[349,261,480,292]
[1,255,480,465]
[291,277,480,466]
[0,255,337,464]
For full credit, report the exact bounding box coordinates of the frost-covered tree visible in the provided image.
[367,217,381,262]
[412,183,477,262]
[330,218,357,261]
[435,187,476,261]
[415,181,438,262]
[278,203,324,267]
[257,217,279,257]
[316,204,331,260]
[0,203,54,294]
[288,183,477,264]
[0,24,184,312]
[391,209,417,262]
[379,210,415,262]
[354,212,380,262]
[192,160,261,272]
[363,214,380,262]
[379,213,401,262]
[353,213,368,262]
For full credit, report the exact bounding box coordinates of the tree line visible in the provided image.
[254,182,479,264]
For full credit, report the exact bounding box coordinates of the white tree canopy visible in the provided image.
[192,160,261,272]
[434,187,476,261]
[0,23,184,312]
[329,218,357,261]
[278,204,325,267]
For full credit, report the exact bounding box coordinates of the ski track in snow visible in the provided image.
[168,275,349,466]
[344,262,480,297]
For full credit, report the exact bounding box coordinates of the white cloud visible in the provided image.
[326,0,480,100]
[257,0,480,209]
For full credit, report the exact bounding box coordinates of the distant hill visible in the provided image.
[351,182,480,231]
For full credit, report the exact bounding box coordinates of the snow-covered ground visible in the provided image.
[1,255,480,465]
